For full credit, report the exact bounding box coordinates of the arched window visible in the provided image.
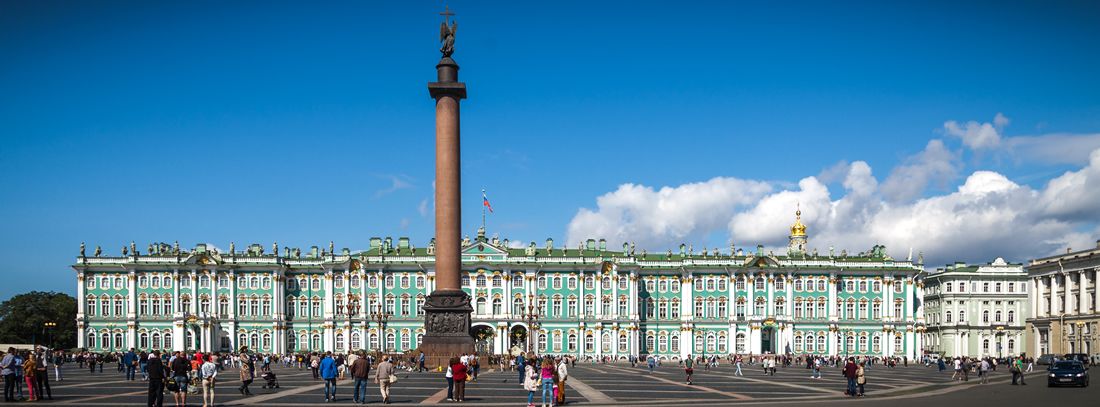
[658,334,667,353]
[982,339,990,354]
[794,335,803,352]
[492,298,502,315]
[857,335,868,353]
[87,331,96,349]
[385,332,396,351]
[513,297,524,315]
[568,334,578,352]
[476,297,487,315]
[618,334,628,352]
[995,310,1003,322]
[982,310,989,323]
[736,333,746,353]
[492,275,502,287]
[1007,310,1015,323]
[287,334,297,351]
[959,310,967,323]
[872,335,881,353]
[846,335,855,353]
[351,331,361,351]
[817,334,826,352]
[945,311,953,323]
[671,335,680,353]
[336,333,345,350]
[139,332,149,349]
[602,333,612,353]
[805,334,815,352]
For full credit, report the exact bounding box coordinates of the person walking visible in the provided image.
[238,357,254,397]
[2,348,17,402]
[310,353,321,380]
[516,353,526,383]
[200,355,218,407]
[735,355,744,376]
[169,351,190,407]
[147,351,168,407]
[320,352,338,402]
[842,357,858,397]
[350,351,371,405]
[451,357,468,402]
[855,362,866,397]
[376,355,397,404]
[683,354,694,385]
[539,358,555,407]
[556,356,570,404]
[20,353,36,402]
[979,358,990,384]
[52,351,64,382]
[950,357,961,380]
[418,352,426,373]
[647,355,656,373]
[811,357,822,379]
[1010,356,1026,385]
[523,354,539,407]
[123,348,138,381]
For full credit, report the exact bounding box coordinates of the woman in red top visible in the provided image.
[450,357,468,402]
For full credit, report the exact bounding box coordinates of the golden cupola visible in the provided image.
[790,208,807,237]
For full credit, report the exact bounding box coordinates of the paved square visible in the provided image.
[30,361,1095,406]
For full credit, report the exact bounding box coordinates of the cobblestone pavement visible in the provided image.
[23,362,1091,406]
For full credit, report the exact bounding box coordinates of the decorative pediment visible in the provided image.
[461,241,508,261]
[742,255,780,268]
[184,252,223,266]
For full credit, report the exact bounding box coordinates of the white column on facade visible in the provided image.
[905,278,915,321]
[1051,274,1061,315]
[828,273,838,321]
[578,272,586,319]
[323,270,335,352]
[77,272,86,348]
[883,276,893,320]
[747,273,756,318]
[610,271,618,319]
[228,272,236,320]
[594,270,603,319]
[1079,271,1089,314]
[628,272,637,319]
[611,327,619,359]
[786,275,795,319]
[503,269,513,319]
[682,274,693,320]
[1066,272,1076,315]
[190,269,199,315]
[1030,277,1039,319]
[766,273,774,318]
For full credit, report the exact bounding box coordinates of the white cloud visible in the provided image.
[1040,149,1100,221]
[565,177,772,249]
[880,139,960,202]
[374,174,414,198]
[944,113,1007,150]
[418,199,430,218]
[1002,133,1100,166]
[566,146,1100,266]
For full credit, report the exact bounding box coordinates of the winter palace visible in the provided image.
[73,210,928,360]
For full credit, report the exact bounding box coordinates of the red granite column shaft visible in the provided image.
[434,94,461,292]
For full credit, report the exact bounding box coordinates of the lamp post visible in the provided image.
[522,294,541,354]
[1076,321,1085,354]
[372,302,391,352]
[346,297,360,352]
[43,322,57,349]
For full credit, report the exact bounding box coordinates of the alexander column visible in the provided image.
[421,6,474,367]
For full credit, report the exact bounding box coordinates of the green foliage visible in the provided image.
[0,291,76,349]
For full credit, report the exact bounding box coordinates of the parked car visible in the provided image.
[1048,360,1089,387]
[1064,353,1090,365]
[1037,354,1059,365]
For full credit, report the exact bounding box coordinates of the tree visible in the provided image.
[0,291,77,349]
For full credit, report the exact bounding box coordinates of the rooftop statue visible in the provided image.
[439,6,457,57]
[122,246,128,256]
[80,242,86,257]
[94,245,102,257]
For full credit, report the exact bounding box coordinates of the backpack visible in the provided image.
[311,359,319,369]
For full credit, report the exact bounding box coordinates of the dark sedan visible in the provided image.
[1048,361,1089,387]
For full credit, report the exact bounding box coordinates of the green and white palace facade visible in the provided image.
[74,212,927,360]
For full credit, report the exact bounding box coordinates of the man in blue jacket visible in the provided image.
[319,352,338,402]
[122,348,138,381]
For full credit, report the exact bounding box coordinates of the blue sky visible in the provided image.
[2,0,1099,301]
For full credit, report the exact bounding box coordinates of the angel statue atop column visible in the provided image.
[439,12,457,57]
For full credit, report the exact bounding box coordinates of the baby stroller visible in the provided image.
[261,371,280,389]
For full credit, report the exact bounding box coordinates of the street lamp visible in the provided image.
[1076,321,1085,354]
[43,322,57,349]
[346,297,360,352]
[371,302,391,352]
[522,294,541,354]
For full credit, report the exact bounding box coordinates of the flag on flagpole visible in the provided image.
[482,190,493,213]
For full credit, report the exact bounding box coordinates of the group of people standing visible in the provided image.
[0,347,58,402]
[518,353,571,407]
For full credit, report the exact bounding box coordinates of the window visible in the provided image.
[476,275,486,288]
[845,280,854,292]
[1007,310,1015,323]
[619,335,628,352]
[584,276,594,290]
[350,275,361,289]
[567,277,576,290]
[584,334,594,352]
[717,278,727,292]
[335,275,345,289]
[602,277,611,291]
[958,310,966,323]
[894,281,903,293]
[618,277,628,290]
[845,301,855,319]
[387,275,397,288]
[538,277,547,289]
[513,298,524,315]
[492,298,502,315]
[199,275,210,288]
[794,280,803,291]
[775,279,785,291]
[694,279,704,292]
[872,302,882,319]
[618,296,628,316]
[736,333,746,353]
[584,296,594,316]
[755,299,765,315]
[894,301,903,318]
[492,275,502,288]
[982,310,989,323]
[645,280,655,293]
[514,274,524,289]
[735,278,745,291]
[755,278,765,291]
[994,310,1002,323]
[661,280,669,293]
[553,276,562,290]
[817,279,826,292]
[311,278,320,291]
[982,282,989,293]
[717,300,727,318]
[476,297,487,315]
[946,283,952,293]
[858,280,867,292]
[872,281,881,292]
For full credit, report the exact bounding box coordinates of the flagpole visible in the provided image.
[481,188,486,231]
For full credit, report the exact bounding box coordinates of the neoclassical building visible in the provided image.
[1026,241,1100,357]
[919,258,1028,358]
[74,211,926,359]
